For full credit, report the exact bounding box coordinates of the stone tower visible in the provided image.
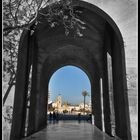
[56,95,62,110]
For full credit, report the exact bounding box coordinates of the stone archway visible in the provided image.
[10,1,131,140]
[47,65,92,116]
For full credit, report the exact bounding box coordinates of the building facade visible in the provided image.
[50,95,91,114]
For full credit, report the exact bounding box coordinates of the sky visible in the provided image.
[49,66,91,105]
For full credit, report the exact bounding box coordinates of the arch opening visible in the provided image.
[47,65,93,122]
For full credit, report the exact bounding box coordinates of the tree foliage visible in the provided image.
[37,0,86,36]
[82,90,89,97]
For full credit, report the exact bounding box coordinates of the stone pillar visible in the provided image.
[102,51,112,136]
[26,34,38,135]
[102,30,112,136]
[92,72,102,130]
[111,35,132,140]
[28,34,47,135]
[10,30,31,140]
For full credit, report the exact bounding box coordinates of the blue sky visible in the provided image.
[49,66,91,105]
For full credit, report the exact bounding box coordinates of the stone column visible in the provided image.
[28,34,47,135]
[102,31,112,136]
[27,34,38,135]
[91,72,102,130]
[111,35,132,140]
[10,30,31,140]
[102,51,112,136]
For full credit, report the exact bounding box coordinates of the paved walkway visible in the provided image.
[22,121,118,140]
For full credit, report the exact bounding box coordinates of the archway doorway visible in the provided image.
[48,65,92,121]
[10,1,132,140]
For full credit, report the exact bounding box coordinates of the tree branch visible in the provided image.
[3,24,29,32]
[3,77,16,106]
[9,0,17,25]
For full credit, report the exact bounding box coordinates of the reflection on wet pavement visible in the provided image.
[22,121,117,140]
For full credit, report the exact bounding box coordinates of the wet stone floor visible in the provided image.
[22,121,117,140]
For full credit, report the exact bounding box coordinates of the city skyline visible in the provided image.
[48,94,91,106]
[49,66,91,105]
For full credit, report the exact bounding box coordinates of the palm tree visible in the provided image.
[82,90,88,115]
